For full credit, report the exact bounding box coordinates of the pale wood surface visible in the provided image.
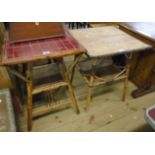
[95,110,148,131]
[69,26,151,57]
[18,56,154,131]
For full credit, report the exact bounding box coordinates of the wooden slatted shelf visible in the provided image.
[32,81,68,95]
[32,98,71,118]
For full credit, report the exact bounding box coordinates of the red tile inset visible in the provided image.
[2,32,85,64]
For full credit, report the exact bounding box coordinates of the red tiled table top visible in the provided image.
[1,31,86,65]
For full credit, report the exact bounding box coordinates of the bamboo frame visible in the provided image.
[55,58,80,114]
[7,67,29,82]
[81,56,131,111]
[122,59,131,101]
[26,63,33,131]
[68,54,82,83]
[6,54,82,131]
[0,28,86,131]
[86,76,94,111]
[27,81,32,131]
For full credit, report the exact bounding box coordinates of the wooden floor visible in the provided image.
[18,57,154,132]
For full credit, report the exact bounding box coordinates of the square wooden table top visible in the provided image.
[0,31,86,65]
[69,26,152,57]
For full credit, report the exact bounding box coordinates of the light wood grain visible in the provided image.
[94,110,148,132]
[69,26,151,57]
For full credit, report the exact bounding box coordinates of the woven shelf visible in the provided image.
[32,98,71,118]
[32,81,67,95]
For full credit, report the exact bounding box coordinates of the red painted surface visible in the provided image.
[1,32,85,65]
[148,107,155,121]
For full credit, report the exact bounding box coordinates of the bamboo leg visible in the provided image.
[70,55,77,83]
[58,58,80,114]
[26,63,33,131]
[70,54,82,83]
[85,58,97,111]
[86,75,94,111]
[67,82,80,114]
[122,76,128,102]
[27,81,33,131]
[7,66,24,114]
[122,64,130,102]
